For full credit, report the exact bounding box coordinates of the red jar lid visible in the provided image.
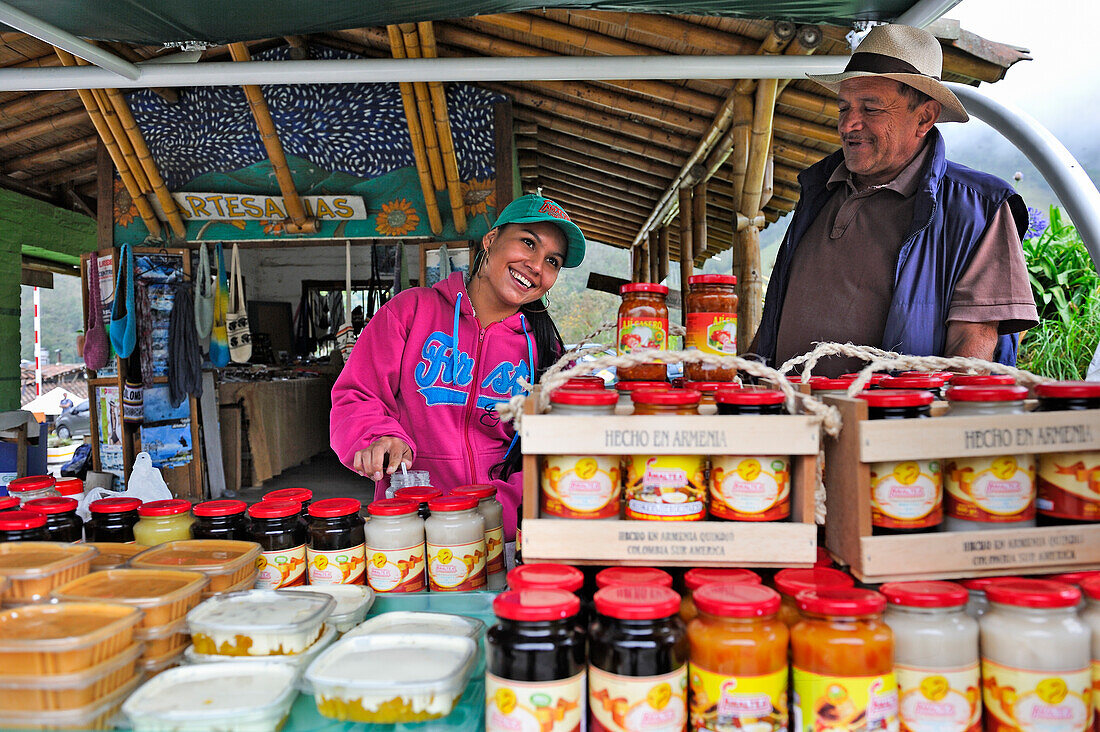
[900,371,955,379]
[0,497,19,511]
[797,588,887,616]
[0,510,47,531]
[394,487,442,503]
[774,567,854,597]
[550,389,618,407]
[368,498,419,517]
[985,579,1080,608]
[949,374,1016,386]
[715,389,785,406]
[880,374,950,389]
[1035,381,1100,399]
[562,376,606,390]
[594,584,681,620]
[90,497,142,514]
[684,567,762,592]
[262,487,312,504]
[508,563,584,593]
[620,283,669,295]
[958,576,1021,592]
[880,581,969,608]
[630,389,700,406]
[615,381,670,393]
[694,583,781,618]
[7,476,55,493]
[815,547,834,568]
[857,389,935,408]
[1080,577,1100,601]
[24,497,79,515]
[309,498,361,518]
[945,385,1029,402]
[808,376,857,391]
[192,499,247,517]
[682,381,733,394]
[139,499,192,517]
[841,372,889,384]
[54,478,84,496]
[453,484,498,500]
[595,566,673,589]
[428,496,478,513]
[688,274,737,285]
[1043,570,1100,586]
[494,589,580,622]
[248,500,301,519]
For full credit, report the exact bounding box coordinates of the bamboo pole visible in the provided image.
[658,226,670,282]
[513,108,686,166]
[535,129,677,177]
[734,21,796,97]
[692,181,707,265]
[537,162,657,206]
[0,90,76,121]
[772,139,830,168]
[89,87,151,195]
[0,108,87,146]
[537,142,667,191]
[543,10,756,56]
[417,21,467,233]
[539,184,652,221]
[777,86,838,118]
[638,235,650,283]
[678,187,693,322]
[775,25,824,97]
[729,94,754,215]
[393,25,447,193]
[648,229,660,283]
[773,115,840,145]
[538,137,675,183]
[1,135,97,172]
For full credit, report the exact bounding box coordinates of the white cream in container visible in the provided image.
[186,589,334,656]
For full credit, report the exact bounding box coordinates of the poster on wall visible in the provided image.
[140,421,193,469]
[143,386,189,424]
[95,386,121,447]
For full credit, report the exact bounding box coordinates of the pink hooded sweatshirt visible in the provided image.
[330,272,536,540]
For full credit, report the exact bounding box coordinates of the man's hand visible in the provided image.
[353,437,412,482]
[945,321,999,361]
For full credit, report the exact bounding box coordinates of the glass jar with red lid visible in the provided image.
[614,380,670,411]
[262,487,312,525]
[454,485,506,590]
[958,576,1020,619]
[626,390,708,521]
[24,497,83,542]
[306,498,366,585]
[191,499,248,541]
[53,477,84,498]
[0,496,20,513]
[1034,381,1100,525]
[841,372,890,387]
[248,500,307,588]
[881,373,952,399]
[425,496,486,592]
[949,374,1016,387]
[683,381,733,413]
[773,567,854,627]
[134,499,194,546]
[86,497,142,543]
[394,486,441,520]
[595,566,673,590]
[508,563,585,594]
[631,388,700,416]
[542,390,622,522]
[715,389,787,416]
[711,389,791,523]
[808,375,859,397]
[617,283,670,382]
[560,376,607,391]
[365,498,425,593]
[684,274,739,382]
[0,510,48,542]
[6,476,58,505]
[680,567,762,622]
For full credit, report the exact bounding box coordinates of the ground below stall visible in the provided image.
[235,451,376,505]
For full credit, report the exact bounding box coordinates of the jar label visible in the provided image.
[589,664,688,732]
[486,525,505,575]
[542,455,621,519]
[791,668,898,732]
[685,312,737,357]
[427,538,486,591]
[1092,659,1099,730]
[1037,451,1100,521]
[709,456,790,520]
[945,455,1036,522]
[871,460,942,529]
[366,543,425,593]
[688,663,787,731]
[981,660,1090,731]
[255,544,306,589]
[618,317,669,355]
[625,455,707,521]
[895,662,981,732]
[307,542,366,585]
[486,671,585,732]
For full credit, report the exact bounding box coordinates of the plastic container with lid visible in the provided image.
[684,274,739,382]
[307,498,366,586]
[980,579,1091,731]
[0,601,144,674]
[365,499,425,594]
[1033,381,1100,525]
[51,568,209,630]
[134,617,189,659]
[24,497,83,543]
[425,496,486,592]
[129,539,261,595]
[393,486,441,520]
[53,477,84,498]
[247,500,307,589]
[944,385,1036,531]
[773,567,854,627]
[282,584,374,634]
[134,499,194,546]
[0,640,142,712]
[688,583,788,731]
[791,588,897,732]
[542,389,621,521]
[87,541,148,572]
[0,542,97,604]
[589,584,688,732]
[617,282,670,382]
[680,567,762,622]
[0,510,48,542]
[486,589,585,732]
[86,497,142,543]
[5,476,58,505]
[595,566,673,590]
[184,621,337,670]
[344,610,486,642]
[881,581,981,732]
[625,390,707,522]
[0,496,18,513]
[0,672,141,731]
[189,499,248,541]
[187,588,334,656]
[453,485,506,590]
[958,576,1019,619]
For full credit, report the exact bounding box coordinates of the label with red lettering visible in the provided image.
[366,543,426,593]
[709,456,790,521]
[1037,451,1100,521]
[945,455,1036,523]
[981,660,1090,731]
[427,538,486,591]
[541,455,621,519]
[589,664,688,732]
[486,671,585,732]
[689,664,787,731]
[618,317,669,356]
[871,460,942,530]
[625,455,707,521]
[792,668,898,732]
[685,312,737,356]
[255,544,306,589]
[895,662,981,732]
[307,543,366,585]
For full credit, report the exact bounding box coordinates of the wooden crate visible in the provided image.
[823,395,1100,582]
[519,389,819,567]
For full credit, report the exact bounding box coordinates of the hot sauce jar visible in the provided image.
[307,498,366,585]
[626,389,707,521]
[1034,381,1100,525]
[589,585,689,732]
[773,567,854,627]
[134,499,194,545]
[86,497,142,543]
[688,583,788,732]
[365,498,426,593]
[712,389,791,522]
[247,500,307,589]
[425,496,486,592]
[542,389,621,521]
[0,510,49,542]
[944,386,1036,531]
[617,283,670,382]
[24,497,83,542]
[791,588,898,732]
[684,274,739,383]
[190,499,248,540]
[486,589,586,732]
[680,567,762,623]
[6,476,58,505]
[394,486,441,520]
[454,485,506,590]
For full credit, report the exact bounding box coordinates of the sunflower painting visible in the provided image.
[376,199,421,236]
[113,178,137,227]
[461,178,496,226]
[261,219,286,235]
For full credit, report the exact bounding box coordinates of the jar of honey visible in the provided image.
[684,274,738,383]
[542,390,621,521]
[688,583,788,731]
[617,283,670,382]
[680,567,762,622]
[773,567,854,627]
[134,499,194,546]
[1034,381,1100,525]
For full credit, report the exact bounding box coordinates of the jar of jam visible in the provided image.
[454,485,506,590]
[86,497,142,543]
[248,500,307,588]
[688,583,788,731]
[808,375,858,397]
[262,487,311,525]
[425,496,486,592]
[791,588,898,732]
[627,390,707,522]
[394,486,441,520]
[773,567,854,627]
[0,497,19,513]
[53,477,84,498]
[0,510,48,542]
[589,584,688,732]
[680,567,761,622]
[365,498,426,593]
[614,381,670,412]
[595,566,673,590]
[684,274,739,383]
[958,576,1019,619]
[191,499,248,540]
[134,499,195,546]
[715,388,787,416]
[944,385,1036,531]
[1034,381,1100,525]
[307,498,366,585]
[543,389,621,521]
[561,376,608,391]
[683,381,733,414]
[950,374,1016,387]
[712,389,790,523]
[881,373,952,399]
[841,372,889,387]
[509,563,585,594]
[487,589,586,732]
[24,497,83,543]
[617,283,670,382]
[6,476,58,505]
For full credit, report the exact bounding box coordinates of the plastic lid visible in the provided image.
[880,581,969,608]
[6,476,54,493]
[1043,570,1100,586]
[620,283,669,295]
[857,389,935,408]
[1035,381,1100,399]
[262,487,312,504]
[453,484,498,500]
[683,381,734,393]
[0,497,18,511]
[949,374,1016,386]
[0,510,47,531]
[945,385,1029,402]
[138,499,192,517]
[631,389,700,406]
[24,497,79,515]
[958,576,1021,592]
[594,584,681,620]
[985,579,1081,608]
[880,374,950,389]
[427,496,478,513]
[797,588,887,616]
[368,498,420,517]
[715,388,785,406]
[684,567,762,592]
[394,486,442,502]
[494,589,580,621]
[90,497,142,514]
[694,583,781,618]
[841,372,889,384]
[562,376,607,390]
[309,498,361,518]
[508,563,584,593]
[248,500,301,519]
[192,499,247,518]
[53,478,84,496]
[615,381,670,393]
[550,389,618,406]
[774,567,854,597]
[595,566,673,589]
[808,376,857,391]
[688,274,737,285]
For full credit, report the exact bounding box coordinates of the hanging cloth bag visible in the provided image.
[208,242,230,367]
[83,255,110,371]
[227,243,252,363]
[109,243,137,358]
[334,241,357,360]
[194,243,214,339]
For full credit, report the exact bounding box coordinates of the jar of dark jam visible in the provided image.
[0,496,20,513]
[0,510,49,542]
[262,487,312,526]
[880,373,951,399]
[617,283,670,382]
[1035,381,1100,525]
[589,584,688,732]
[86,497,141,543]
[394,486,442,520]
[248,500,307,589]
[307,498,366,586]
[191,499,248,540]
[508,563,590,631]
[486,589,586,732]
[24,497,83,542]
[715,388,787,415]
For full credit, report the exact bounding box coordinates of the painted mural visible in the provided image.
[114,44,503,244]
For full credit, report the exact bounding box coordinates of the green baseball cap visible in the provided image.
[491,194,587,268]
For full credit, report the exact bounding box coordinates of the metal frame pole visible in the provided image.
[0,0,139,80]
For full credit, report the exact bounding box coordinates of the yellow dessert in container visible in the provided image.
[129,540,260,594]
[186,589,334,657]
[0,542,97,605]
[87,542,149,572]
[51,569,208,629]
[0,601,143,674]
[0,642,142,711]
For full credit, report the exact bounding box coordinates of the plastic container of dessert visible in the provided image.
[186,589,335,657]
[0,601,143,674]
[51,568,209,629]
[306,633,478,723]
[123,661,299,732]
[87,542,149,572]
[0,542,97,604]
[137,646,185,678]
[130,540,261,594]
[0,673,142,730]
[343,610,485,641]
[134,618,189,659]
[281,584,374,634]
[200,569,258,600]
[0,641,143,711]
[184,623,337,672]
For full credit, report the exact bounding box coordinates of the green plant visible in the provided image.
[1017,293,1100,379]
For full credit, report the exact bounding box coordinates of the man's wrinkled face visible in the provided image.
[836,77,938,186]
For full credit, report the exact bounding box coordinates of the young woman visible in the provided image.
[330,194,586,540]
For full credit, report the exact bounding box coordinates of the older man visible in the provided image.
[751,24,1037,375]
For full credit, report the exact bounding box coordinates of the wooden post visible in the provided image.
[648,229,660,283]
[638,239,651,283]
[494,101,516,213]
[691,181,707,266]
[658,225,670,283]
[631,246,643,283]
[678,187,693,324]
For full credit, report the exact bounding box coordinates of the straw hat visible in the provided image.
[808,24,968,123]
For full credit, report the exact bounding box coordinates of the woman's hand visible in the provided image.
[354,437,413,482]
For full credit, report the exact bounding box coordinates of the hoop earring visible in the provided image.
[525,294,551,313]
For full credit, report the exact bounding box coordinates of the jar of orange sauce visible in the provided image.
[680,567,762,622]
[617,283,669,382]
[773,567,854,627]
[684,274,738,382]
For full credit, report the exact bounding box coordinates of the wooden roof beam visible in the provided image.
[28,159,94,187]
[512,108,687,167]
[773,114,839,145]
[0,90,77,122]
[0,106,87,146]
[532,129,680,178]
[1,134,96,173]
[537,142,666,191]
[535,169,657,212]
[548,10,756,56]
[537,157,658,203]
